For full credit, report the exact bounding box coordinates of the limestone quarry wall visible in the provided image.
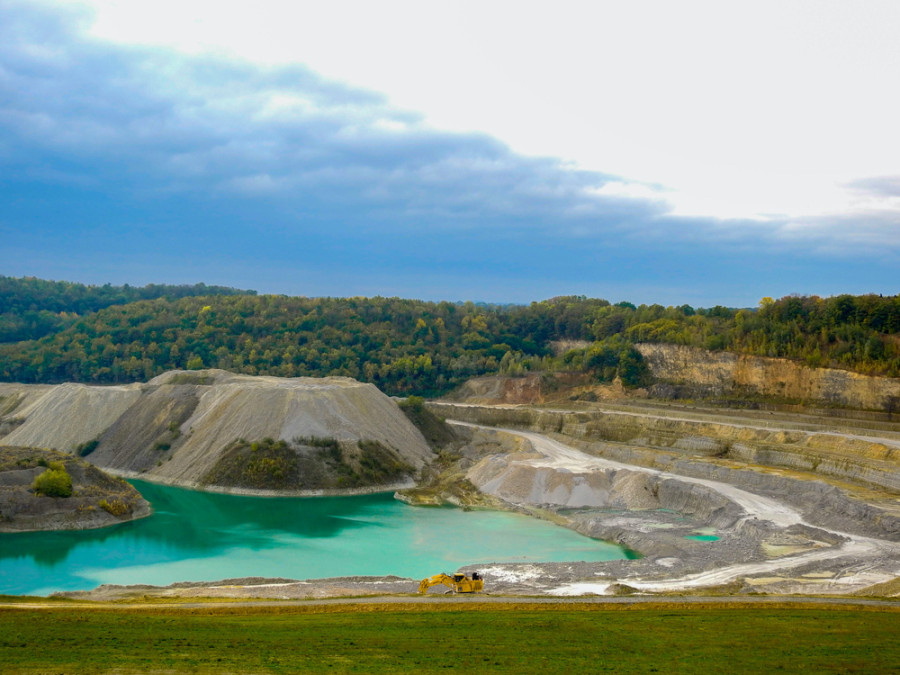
[445,372,601,405]
[430,403,900,494]
[0,370,433,490]
[636,343,900,411]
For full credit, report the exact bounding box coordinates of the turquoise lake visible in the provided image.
[0,480,633,596]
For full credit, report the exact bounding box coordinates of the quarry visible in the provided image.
[2,356,900,599]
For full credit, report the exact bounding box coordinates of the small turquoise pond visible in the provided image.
[0,480,635,596]
[685,535,720,541]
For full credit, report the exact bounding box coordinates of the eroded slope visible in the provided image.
[0,370,433,492]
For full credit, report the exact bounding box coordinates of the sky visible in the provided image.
[1,0,898,307]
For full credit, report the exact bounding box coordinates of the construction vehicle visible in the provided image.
[418,571,483,594]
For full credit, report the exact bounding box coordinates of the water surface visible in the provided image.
[0,480,632,595]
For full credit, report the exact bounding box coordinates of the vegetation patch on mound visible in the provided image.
[201,436,415,491]
[399,396,458,450]
[0,446,149,532]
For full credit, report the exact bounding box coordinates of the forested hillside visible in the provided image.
[0,276,897,396]
[0,293,615,394]
[597,294,900,374]
[0,276,254,343]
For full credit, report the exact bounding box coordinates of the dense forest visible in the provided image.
[0,277,898,396]
[0,276,254,343]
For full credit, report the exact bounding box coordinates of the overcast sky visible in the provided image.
[1,0,898,306]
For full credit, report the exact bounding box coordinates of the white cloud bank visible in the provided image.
[61,0,900,228]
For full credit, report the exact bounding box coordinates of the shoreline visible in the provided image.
[42,572,900,605]
[108,468,417,498]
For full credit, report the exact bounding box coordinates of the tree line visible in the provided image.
[0,277,897,396]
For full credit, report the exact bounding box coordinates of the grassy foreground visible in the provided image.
[1,602,899,674]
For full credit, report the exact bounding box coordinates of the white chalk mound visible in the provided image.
[3,382,142,451]
[0,370,433,491]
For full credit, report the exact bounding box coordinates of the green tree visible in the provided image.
[32,464,73,498]
[186,356,205,370]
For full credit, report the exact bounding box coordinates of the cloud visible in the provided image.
[847,176,900,198]
[4,1,897,252]
[1,1,665,239]
[0,1,896,307]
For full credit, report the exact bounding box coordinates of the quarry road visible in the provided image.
[452,422,900,594]
[613,540,879,593]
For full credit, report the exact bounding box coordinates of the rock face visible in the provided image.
[0,370,433,492]
[449,346,900,412]
[430,403,900,493]
[446,374,545,405]
[0,446,150,532]
[445,372,624,405]
[637,343,900,411]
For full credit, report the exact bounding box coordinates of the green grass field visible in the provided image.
[1,602,899,674]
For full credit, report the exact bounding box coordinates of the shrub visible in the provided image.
[76,439,100,457]
[33,467,73,498]
[168,373,213,385]
[399,395,425,412]
[99,498,131,516]
[185,356,205,370]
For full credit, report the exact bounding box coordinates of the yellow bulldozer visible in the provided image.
[418,572,484,594]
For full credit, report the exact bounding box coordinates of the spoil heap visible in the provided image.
[0,370,433,493]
